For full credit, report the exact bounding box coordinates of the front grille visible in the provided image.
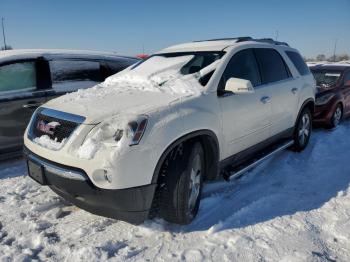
[31,113,79,143]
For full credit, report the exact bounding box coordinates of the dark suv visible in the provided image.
[310,64,350,128]
[0,49,138,159]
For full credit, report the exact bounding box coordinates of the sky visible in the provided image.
[1,0,349,58]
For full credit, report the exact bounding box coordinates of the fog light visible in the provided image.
[92,169,112,184]
[104,170,112,183]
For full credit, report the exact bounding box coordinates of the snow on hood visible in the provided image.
[45,55,204,124]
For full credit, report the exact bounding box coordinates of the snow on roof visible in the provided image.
[158,39,240,53]
[0,49,137,63]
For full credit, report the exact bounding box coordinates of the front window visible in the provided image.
[0,62,37,94]
[312,70,342,89]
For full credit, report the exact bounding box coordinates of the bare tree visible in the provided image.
[316,54,326,61]
[0,45,12,50]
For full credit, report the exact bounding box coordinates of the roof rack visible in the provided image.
[194,37,252,42]
[194,37,289,47]
[245,38,289,47]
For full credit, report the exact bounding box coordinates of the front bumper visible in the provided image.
[24,147,157,224]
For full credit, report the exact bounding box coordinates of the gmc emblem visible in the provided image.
[36,120,60,135]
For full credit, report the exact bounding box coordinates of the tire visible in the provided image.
[159,142,205,224]
[292,107,312,152]
[327,103,343,129]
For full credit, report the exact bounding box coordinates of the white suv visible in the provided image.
[24,37,315,224]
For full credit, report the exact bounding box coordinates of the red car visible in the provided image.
[310,64,350,128]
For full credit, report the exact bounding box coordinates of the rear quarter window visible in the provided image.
[286,51,311,76]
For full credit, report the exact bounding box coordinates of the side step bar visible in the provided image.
[225,140,294,181]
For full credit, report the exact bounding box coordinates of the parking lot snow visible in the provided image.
[1,122,350,261]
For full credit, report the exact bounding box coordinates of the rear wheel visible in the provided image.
[292,108,312,152]
[159,142,204,224]
[327,104,343,129]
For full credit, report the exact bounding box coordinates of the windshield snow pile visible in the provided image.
[101,55,196,93]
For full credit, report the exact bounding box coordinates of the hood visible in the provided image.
[44,87,187,124]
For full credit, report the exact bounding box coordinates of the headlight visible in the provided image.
[77,115,148,159]
[315,93,334,106]
[84,115,148,147]
[126,115,148,146]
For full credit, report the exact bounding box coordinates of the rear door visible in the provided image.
[254,48,297,136]
[0,60,47,153]
[218,48,272,157]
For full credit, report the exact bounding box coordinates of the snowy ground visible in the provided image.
[1,122,350,261]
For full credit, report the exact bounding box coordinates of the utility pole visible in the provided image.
[1,18,7,50]
[275,30,279,41]
[333,38,338,62]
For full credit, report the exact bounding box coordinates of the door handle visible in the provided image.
[260,96,271,104]
[291,88,298,94]
[23,101,42,109]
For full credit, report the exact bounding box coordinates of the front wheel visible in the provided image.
[292,108,312,152]
[159,142,204,224]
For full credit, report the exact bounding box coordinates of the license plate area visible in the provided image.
[27,160,47,185]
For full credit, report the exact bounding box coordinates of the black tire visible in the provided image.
[327,103,343,129]
[292,107,312,152]
[159,142,205,224]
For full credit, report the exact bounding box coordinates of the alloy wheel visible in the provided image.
[298,113,311,146]
[332,105,342,127]
[188,154,202,211]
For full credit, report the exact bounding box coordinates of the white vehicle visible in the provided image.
[24,37,315,224]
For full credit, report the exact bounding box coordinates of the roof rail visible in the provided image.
[237,37,289,46]
[193,37,252,42]
[193,36,290,47]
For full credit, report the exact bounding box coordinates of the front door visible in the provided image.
[218,49,272,158]
[0,60,47,154]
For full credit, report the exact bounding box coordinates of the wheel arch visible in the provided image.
[295,98,315,125]
[151,129,220,184]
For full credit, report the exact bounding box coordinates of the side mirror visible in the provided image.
[225,78,255,94]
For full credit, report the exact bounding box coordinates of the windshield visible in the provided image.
[130,51,224,85]
[101,51,224,95]
[312,70,342,89]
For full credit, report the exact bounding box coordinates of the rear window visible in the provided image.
[255,48,291,84]
[105,59,138,75]
[311,70,342,89]
[50,60,102,83]
[286,51,310,76]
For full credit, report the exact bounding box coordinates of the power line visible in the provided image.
[1,17,7,50]
[333,38,338,62]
